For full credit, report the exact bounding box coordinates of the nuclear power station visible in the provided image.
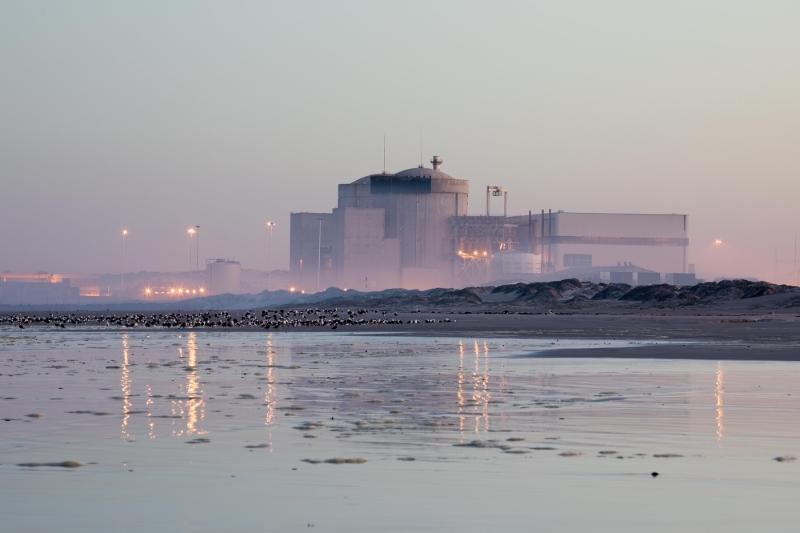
[290,157,691,292]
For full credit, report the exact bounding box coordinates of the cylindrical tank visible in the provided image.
[206,260,241,295]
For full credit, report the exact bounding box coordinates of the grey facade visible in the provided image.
[289,212,333,293]
[511,211,689,279]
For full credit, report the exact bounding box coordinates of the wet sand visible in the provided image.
[357,312,800,361]
[1,329,800,532]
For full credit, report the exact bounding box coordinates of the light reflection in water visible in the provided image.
[263,335,276,450]
[118,334,206,440]
[471,341,490,433]
[716,361,724,442]
[264,337,276,424]
[458,340,465,433]
[145,384,155,439]
[120,334,131,440]
[172,332,205,436]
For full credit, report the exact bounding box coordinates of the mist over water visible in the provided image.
[1,2,799,283]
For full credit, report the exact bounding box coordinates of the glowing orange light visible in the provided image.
[199,288,205,293]
[715,239,722,245]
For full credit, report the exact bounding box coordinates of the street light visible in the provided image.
[195,225,200,274]
[317,218,322,293]
[188,228,196,286]
[266,221,276,291]
[121,229,128,296]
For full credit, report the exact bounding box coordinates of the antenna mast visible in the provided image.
[419,127,423,167]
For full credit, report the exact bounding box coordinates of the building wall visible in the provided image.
[289,212,333,293]
[337,182,373,208]
[332,207,400,290]
[0,280,80,305]
[511,212,688,274]
[555,212,687,239]
[551,243,685,273]
[336,175,469,290]
[383,193,462,271]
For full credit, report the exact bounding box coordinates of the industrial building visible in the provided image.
[290,157,692,292]
[206,259,241,295]
[0,272,101,305]
[509,211,691,284]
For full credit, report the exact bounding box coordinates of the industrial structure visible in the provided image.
[206,259,241,295]
[290,157,692,292]
[0,272,101,305]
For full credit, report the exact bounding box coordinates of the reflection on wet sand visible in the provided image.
[457,340,491,436]
[263,336,276,451]
[118,332,205,439]
[264,336,276,426]
[60,331,798,467]
[120,334,131,440]
[458,340,465,432]
[6,332,800,533]
[473,341,490,433]
[171,333,205,437]
[716,361,724,442]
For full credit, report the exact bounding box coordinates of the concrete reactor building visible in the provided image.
[290,157,691,292]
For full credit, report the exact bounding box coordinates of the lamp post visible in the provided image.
[266,221,275,291]
[188,228,195,286]
[121,229,128,296]
[195,225,200,275]
[317,218,322,293]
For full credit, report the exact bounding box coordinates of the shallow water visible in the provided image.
[1,330,799,532]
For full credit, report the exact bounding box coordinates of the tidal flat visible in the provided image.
[1,329,799,532]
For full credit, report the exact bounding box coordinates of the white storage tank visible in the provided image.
[206,259,241,295]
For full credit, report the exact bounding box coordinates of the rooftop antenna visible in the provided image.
[383,135,386,174]
[419,126,423,168]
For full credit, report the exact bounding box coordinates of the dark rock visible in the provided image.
[591,283,632,300]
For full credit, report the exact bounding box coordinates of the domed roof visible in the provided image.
[393,166,456,180]
[350,174,380,185]
[349,167,457,185]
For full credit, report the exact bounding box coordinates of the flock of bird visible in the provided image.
[0,308,455,330]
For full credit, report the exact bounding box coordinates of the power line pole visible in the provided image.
[121,229,128,296]
[266,221,275,291]
[188,228,195,286]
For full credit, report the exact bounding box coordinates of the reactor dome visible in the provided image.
[348,156,458,185]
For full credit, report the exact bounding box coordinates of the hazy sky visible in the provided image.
[2,1,799,282]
